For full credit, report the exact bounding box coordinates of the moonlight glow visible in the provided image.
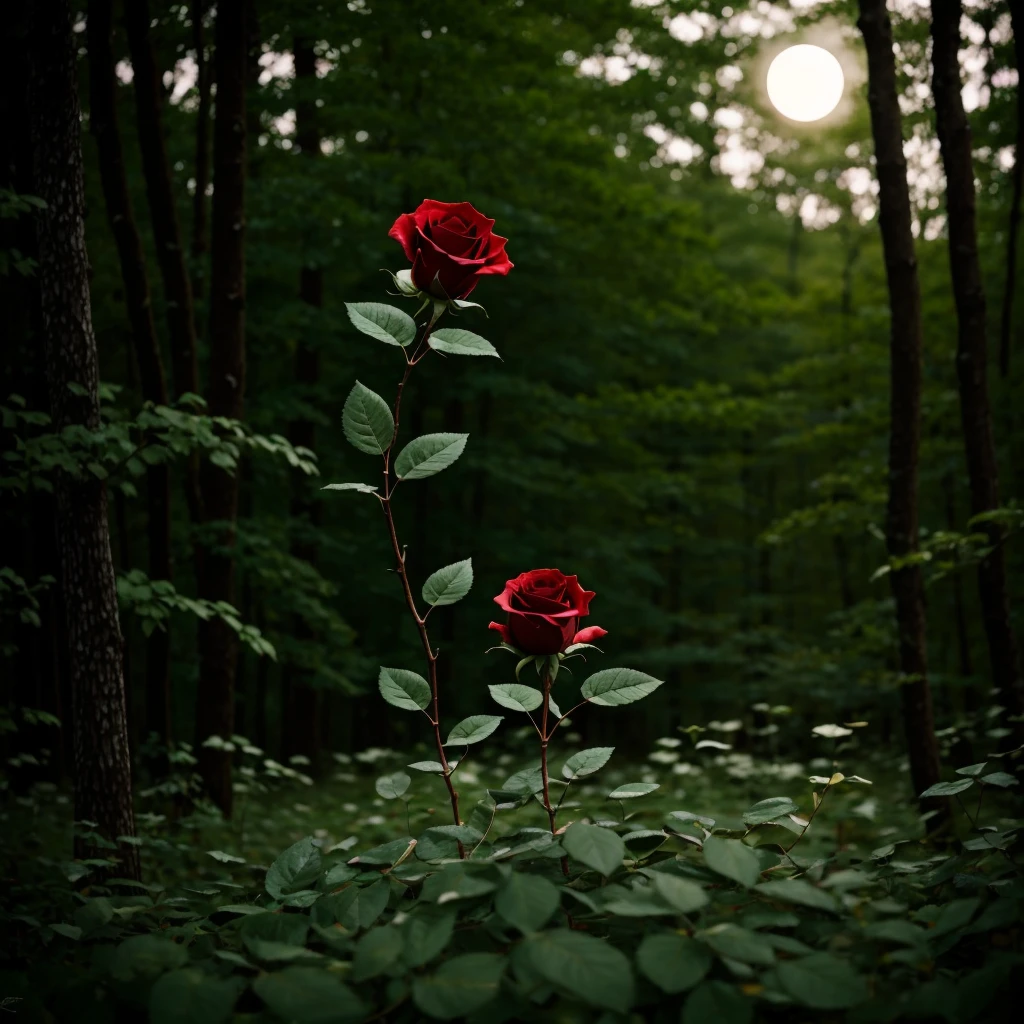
[766,44,845,123]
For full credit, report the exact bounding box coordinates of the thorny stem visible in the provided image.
[539,671,571,876]
[377,318,465,855]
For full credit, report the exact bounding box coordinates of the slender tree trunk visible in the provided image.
[1001,0,1024,379]
[89,0,174,771]
[28,0,140,877]
[124,0,205,542]
[930,0,1024,733]
[281,37,323,768]
[191,0,211,304]
[196,0,248,814]
[857,0,946,824]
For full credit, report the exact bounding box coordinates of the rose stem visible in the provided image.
[379,319,464,854]
[540,669,570,876]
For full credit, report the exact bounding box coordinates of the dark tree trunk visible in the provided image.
[28,0,140,877]
[196,0,248,814]
[124,0,200,404]
[124,0,204,547]
[1001,0,1023,378]
[191,0,211,303]
[930,0,1024,732]
[281,38,324,768]
[857,0,946,825]
[88,0,174,771]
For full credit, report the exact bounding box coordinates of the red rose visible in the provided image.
[388,199,513,300]
[488,568,607,656]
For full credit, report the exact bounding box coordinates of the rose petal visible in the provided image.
[387,213,418,260]
[572,626,608,645]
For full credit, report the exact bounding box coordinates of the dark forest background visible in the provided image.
[2,0,1022,821]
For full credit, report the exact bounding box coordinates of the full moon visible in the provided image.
[766,44,845,123]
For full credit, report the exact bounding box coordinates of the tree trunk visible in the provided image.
[281,37,323,769]
[857,0,946,825]
[196,0,248,815]
[191,0,212,304]
[930,0,1024,733]
[88,0,174,771]
[28,0,140,877]
[1000,0,1023,379]
[124,0,205,544]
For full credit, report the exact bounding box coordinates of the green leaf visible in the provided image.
[240,912,309,960]
[699,923,776,965]
[488,683,543,713]
[111,935,188,980]
[518,929,633,1012]
[920,778,974,798]
[412,952,506,1020]
[981,771,1019,788]
[345,302,417,347]
[253,967,367,1023]
[408,760,446,774]
[375,772,411,800]
[495,873,560,933]
[342,381,394,456]
[422,558,473,606]
[378,667,431,712]
[682,981,753,1024]
[650,872,710,913]
[445,715,502,746]
[562,746,614,780]
[637,933,712,993]
[320,482,378,494]
[266,837,323,900]
[755,879,838,913]
[563,822,625,876]
[580,667,663,706]
[501,764,544,795]
[429,328,499,358]
[150,970,245,1024]
[402,907,456,967]
[776,953,868,1009]
[350,926,404,982]
[394,433,468,480]
[350,838,414,866]
[702,836,761,888]
[608,782,659,800]
[742,796,799,827]
[955,762,988,777]
[312,879,389,931]
[623,829,668,857]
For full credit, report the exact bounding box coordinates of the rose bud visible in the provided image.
[488,568,607,656]
[388,199,513,300]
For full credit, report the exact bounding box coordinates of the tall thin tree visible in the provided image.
[88,0,174,769]
[1000,0,1023,378]
[28,0,140,876]
[124,0,204,527]
[857,0,946,822]
[282,37,324,767]
[196,0,249,814]
[930,0,1024,733]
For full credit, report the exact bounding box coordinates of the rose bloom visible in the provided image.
[488,568,607,656]
[388,199,513,299]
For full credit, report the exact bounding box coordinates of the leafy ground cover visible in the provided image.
[2,721,1020,1023]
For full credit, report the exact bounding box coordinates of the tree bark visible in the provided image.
[930,0,1024,732]
[88,0,174,770]
[196,0,248,814]
[281,38,323,768]
[28,0,140,876]
[1000,0,1023,379]
[857,0,946,824]
[191,0,212,304]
